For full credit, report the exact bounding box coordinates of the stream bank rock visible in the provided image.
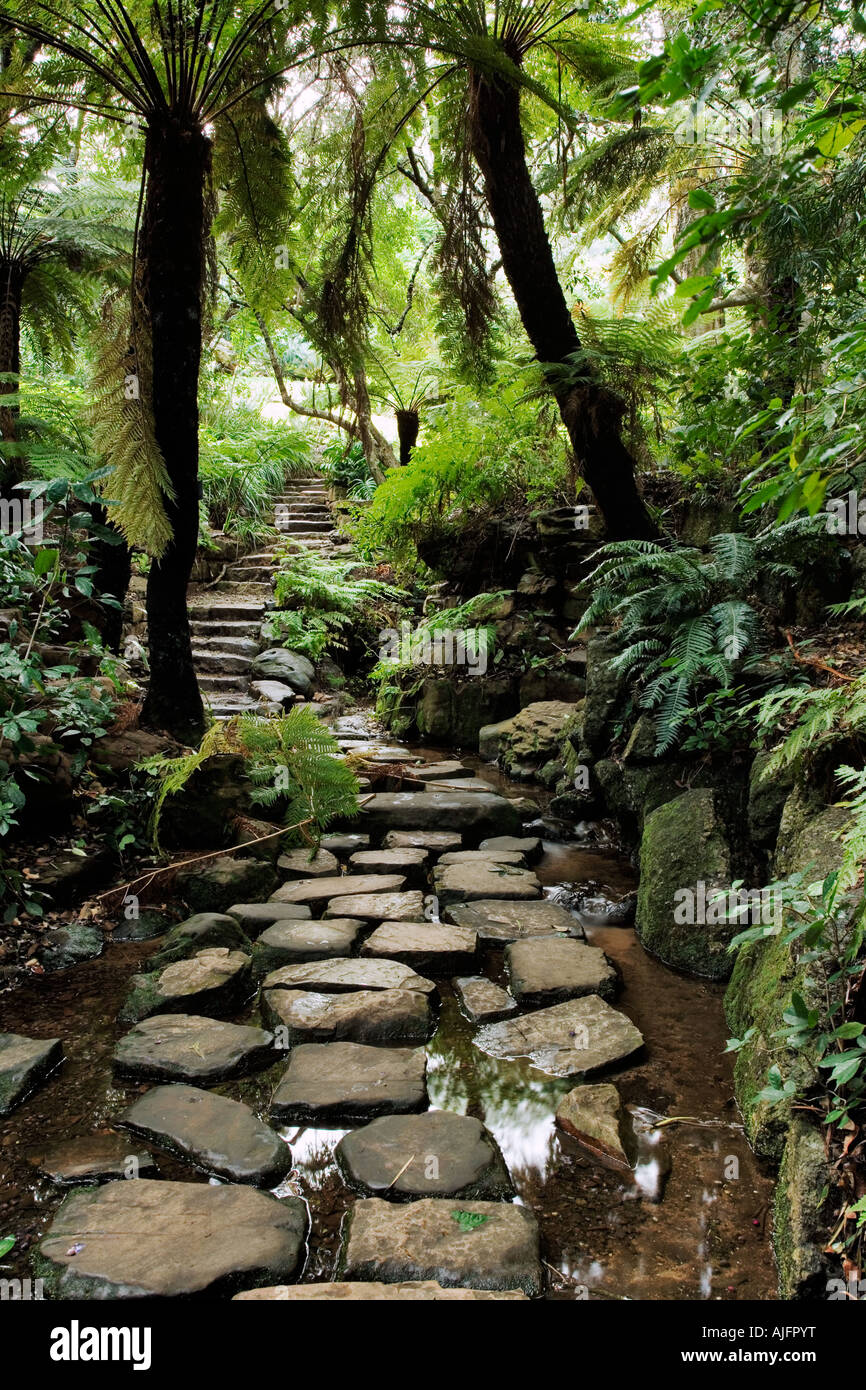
[358,792,521,844]
[119,1084,292,1186]
[37,923,104,972]
[271,1042,427,1123]
[555,1083,637,1169]
[37,1180,308,1298]
[119,948,252,1023]
[338,1197,542,1295]
[445,898,584,944]
[262,987,433,1044]
[0,1033,63,1116]
[636,788,734,980]
[234,1280,527,1300]
[475,995,643,1079]
[506,937,618,1007]
[175,857,278,914]
[114,1015,276,1084]
[479,700,579,779]
[336,1112,512,1200]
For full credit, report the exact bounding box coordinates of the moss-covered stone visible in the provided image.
[581,634,630,755]
[773,1117,833,1299]
[746,751,796,849]
[636,788,734,979]
[148,913,252,971]
[174,856,278,915]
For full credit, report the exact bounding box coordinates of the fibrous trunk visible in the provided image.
[138,118,210,744]
[468,67,656,540]
[396,409,420,465]
[0,259,23,494]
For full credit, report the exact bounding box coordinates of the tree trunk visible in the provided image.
[87,503,132,653]
[396,408,419,465]
[138,118,210,744]
[467,67,657,540]
[0,260,23,495]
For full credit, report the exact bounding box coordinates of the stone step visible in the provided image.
[192,650,253,674]
[193,635,260,655]
[197,674,249,691]
[189,620,259,637]
[225,567,274,582]
[275,520,333,534]
[189,602,266,621]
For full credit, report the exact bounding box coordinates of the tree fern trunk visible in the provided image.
[467,67,657,540]
[139,118,210,743]
[396,408,419,465]
[0,260,23,494]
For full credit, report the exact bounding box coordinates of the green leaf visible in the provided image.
[0,1235,15,1258]
[450,1210,489,1233]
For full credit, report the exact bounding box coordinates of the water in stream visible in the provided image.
[0,736,776,1301]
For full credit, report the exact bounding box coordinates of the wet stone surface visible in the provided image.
[336,1111,513,1200]
[270,1042,428,1124]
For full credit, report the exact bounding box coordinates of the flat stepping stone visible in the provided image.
[262,987,433,1044]
[0,1032,63,1115]
[348,848,429,884]
[28,1133,156,1185]
[114,1014,275,1083]
[433,861,542,907]
[234,1280,527,1300]
[270,873,406,907]
[119,1084,292,1186]
[38,1180,307,1298]
[437,850,526,866]
[410,761,466,781]
[339,1198,541,1296]
[454,976,517,1024]
[227,902,312,937]
[270,1042,427,1123]
[323,891,425,922]
[361,922,477,975]
[277,847,340,878]
[445,899,584,944]
[423,777,495,792]
[119,948,252,1024]
[252,919,362,975]
[555,1083,637,1170]
[384,830,462,854]
[262,957,436,995]
[337,1112,512,1200]
[475,995,644,1079]
[480,835,543,863]
[506,938,618,1007]
[360,792,520,842]
[320,833,370,856]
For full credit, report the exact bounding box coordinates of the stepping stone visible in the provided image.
[555,1083,637,1170]
[348,847,429,884]
[119,1084,292,1186]
[475,995,644,1079]
[28,1134,157,1185]
[433,861,541,907]
[454,976,517,1024]
[337,1112,512,1200]
[361,922,477,975]
[480,835,543,863]
[114,1015,276,1084]
[339,1198,542,1296]
[252,918,362,975]
[360,792,520,842]
[270,873,406,908]
[38,922,104,972]
[234,1281,527,1300]
[262,988,433,1045]
[0,1033,63,1116]
[119,948,252,1024]
[148,912,250,968]
[506,938,618,1008]
[226,902,312,937]
[175,856,278,914]
[423,777,495,792]
[262,957,436,995]
[437,850,526,867]
[270,1042,427,1123]
[445,898,584,944]
[277,847,340,879]
[320,833,370,856]
[383,830,461,854]
[38,1180,307,1298]
[410,761,466,781]
[323,891,425,922]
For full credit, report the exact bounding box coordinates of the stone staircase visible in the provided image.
[188,476,336,719]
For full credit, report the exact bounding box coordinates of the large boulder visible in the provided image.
[175,857,277,914]
[479,701,580,782]
[581,634,630,756]
[148,913,251,969]
[636,788,734,980]
[773,1117,834,1299]
[250,648,315,696]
